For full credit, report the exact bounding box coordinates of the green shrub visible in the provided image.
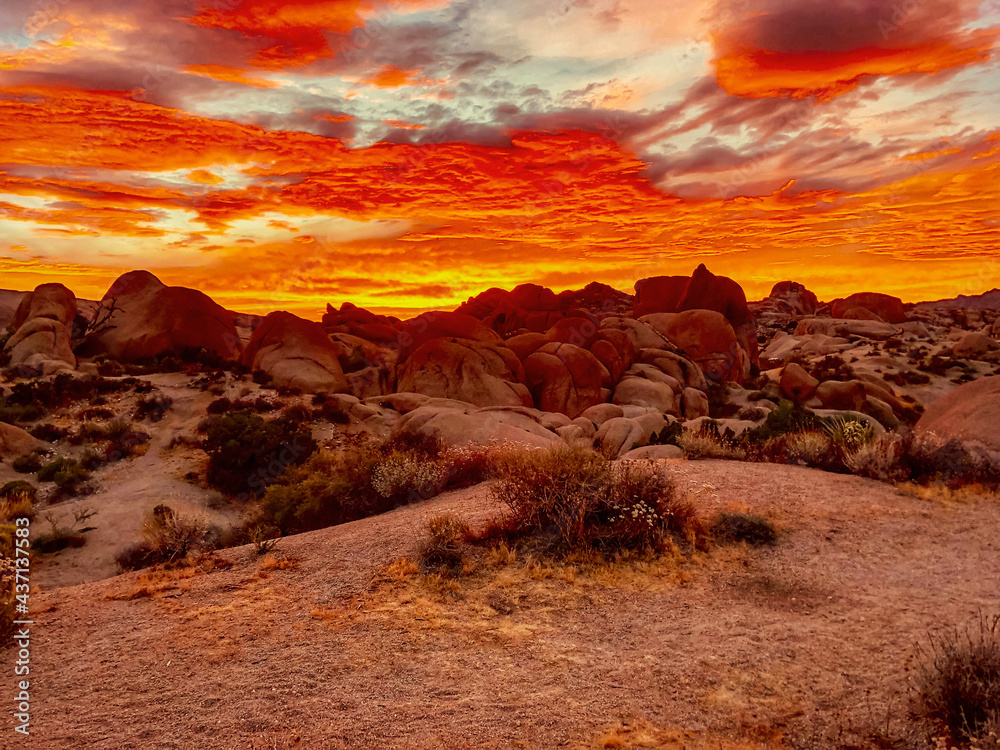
[914,612,1000,746]
[257,436,456,535]
[822,415,875,454]
[37,457,88,489]
[711,511,777,546]
[12,453,43,474]
[203,410,316,497]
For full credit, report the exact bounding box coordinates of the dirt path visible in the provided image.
[11,461,1000,749]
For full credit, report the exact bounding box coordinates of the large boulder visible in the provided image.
[594,412,671,458]
[242,311,350,394]
[760,331,853,364]
[634,265,758,369]
[915,375,1000,451]
[640,310,750,384]
[632,276,689,317]
[829,293,907,324]
[612,378,677,414]
[779,363,819,402]
[767,281,818,316]
[522,342,607,417]
[392,402,560,449]
[397,311,500,361]
[815,380,868,412]
[0,422,44,459]
[322,302,400,346]
[396,338,531,408]
[952,332,1000,360]
[85,271,241,362]
[795,318,898,341]
[3,283,77,375]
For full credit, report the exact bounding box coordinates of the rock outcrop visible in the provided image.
[397,338,531,408]
[84,271,241,362]
[633,264,758,370]
[522,342,608,417]
[829,293,907,324]
[640,310,750,384]
[915,375,1000,451]
[3,283,77,375]
[242,311,350,394]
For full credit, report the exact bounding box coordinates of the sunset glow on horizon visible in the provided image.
[1,0,999,319]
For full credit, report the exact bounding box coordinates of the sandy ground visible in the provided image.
[7,459,998,749]
[28,375,243,588]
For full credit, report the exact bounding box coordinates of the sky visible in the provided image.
[1,0,999,319]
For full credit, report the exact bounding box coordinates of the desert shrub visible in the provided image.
[0,481,36,504]
[32,508,96,553]
[116,505,220,571]
[12,453,43,474]
[371,452,447,500]
[746,431,829,468]
[37,457,89,489]
[649,421,683,447]
[134,393,173,422]
[756,399,821,439]
[418,513,471,572]
[439,444,498,488]
[488,445,702,555]
[283,404,312,423]
[206,397,232,415]
[79,406,114,420]
[202,410,317,497]
[0,493,32,523]
[914,612,1000,747]
[844,432,908,482]
[904,434,1000,490]
[711,511,777,546]
[28,423,68,442]
[822,415,876,454]
[258,437,446,534]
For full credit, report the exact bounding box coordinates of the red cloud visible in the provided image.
[712,0,998,100]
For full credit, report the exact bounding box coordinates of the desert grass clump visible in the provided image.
[710,511,777,546]
[488,445,702,555]
[844,432,908,482]
[418,513,471,573]
[680,423,746,461]
[913,612,1000,747]
[116,505,219,571]
[371,452,447,501]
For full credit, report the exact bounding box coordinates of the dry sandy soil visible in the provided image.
[8,459,999,749]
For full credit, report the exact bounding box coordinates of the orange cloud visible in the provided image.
[187,169,225,185]
[715,34,998,100]
[182,65,280,88]
[362,65,434,88]
[2,85,998,318]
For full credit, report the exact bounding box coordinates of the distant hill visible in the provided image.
[913,288,1000,310]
